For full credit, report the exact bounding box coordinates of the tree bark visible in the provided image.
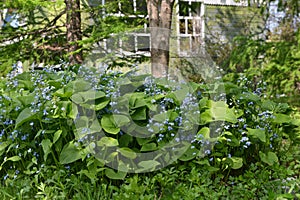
[65,0,83,65]
[147,0,175,78]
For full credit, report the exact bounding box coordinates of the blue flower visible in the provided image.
[3,174,8,180]
[204,150,211,155]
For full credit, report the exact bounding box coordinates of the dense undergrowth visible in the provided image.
[0,65,299,199]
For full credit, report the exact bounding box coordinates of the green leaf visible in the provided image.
[1,156,22,171]
[173,88,190,103]
[17,94,34,107]
[261,100,277,111]
[131,97,147,109]
[210,101,227,121]
[199,97,209,108]
[101,115,120,134]
[0,142,9,153]
[131,107,147,120]
[89,119,102,133]
[76,116,89,128]
[48,80,62,89]
[153,110,176,122]
[225,108,238,123]
[229,157,243,169]
[119,134,133,147]
[42,139,52,161]
[67,103,78,120]
[197,127,210,139]
[67,79,91,92]
[18,80,34,90]
[105,168,127,180]
[70,93,85,104]
[137,160,160,170]
[118,147,137,159]
[140,143,157,152]
[200,111,212,124]
[81,90,106,101]
[97,137,119,147]
[136,137,153,146]
[54,88,73,98]
[53,130,62,144]
[113,115,130,127]
[93,99,110,111]
[15,107,36,128]
[247,128,266,142]
[6,156,22,162]
[259,151,278,166]
[101,114,129,134]
[237,93,260,102]
[273,114,292,124]
[59,142,82,164]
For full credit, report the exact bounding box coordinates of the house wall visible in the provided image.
[205,5,265,43]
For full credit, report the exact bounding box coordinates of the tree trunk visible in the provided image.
[147,0,174,78]
[65,0,83,65]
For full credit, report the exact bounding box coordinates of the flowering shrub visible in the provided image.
[0,65,299,181]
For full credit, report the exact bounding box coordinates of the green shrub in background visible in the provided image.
[0,65,299,198]
[223,30,300,98]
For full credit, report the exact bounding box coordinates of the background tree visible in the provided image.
[65,0,82,64]
[0,0,145,76]
[147,0,175,78]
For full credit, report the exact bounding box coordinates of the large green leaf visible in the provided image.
[0,142,9,156]
[67,79,91,92]
[71,91,106,104]
[118,147,137,159]
[131,107,147,120]
[93,99,110,111]
[113,115,130,127]
[53,130,62,144]
[101,115,129,134]
[225,107,238,123]
[210,101,227,121]
[137,160,160,171]
[42,139,52,161]
[136,137,154,146]
[105,168,127,180]
[17,94,34,107]
[101,115,120,134]
[89,119,102,133]
[273,114,292,124]
[259,151,278,166]
[130,96,147,109]
[200,111,213,124]
[67,103,78,120]
[140,143,157,152]
[81,90,106,101]
[197,127,210,139]
[247,128,266,142]
[97,137,119,147]
[70,93,85,104]
[119,134,133,147]
[229,157,243,169]
[237,93,260,102]
[15,107,36,128]
[59,142,82,164]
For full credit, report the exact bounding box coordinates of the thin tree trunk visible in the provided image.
[65,0,83,65]
[147,0,174,78]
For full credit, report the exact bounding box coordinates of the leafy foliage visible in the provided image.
[0,65,299,188]
[0,0,147,77]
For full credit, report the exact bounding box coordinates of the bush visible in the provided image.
[0,65,299,198]
[223,31,300,98]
